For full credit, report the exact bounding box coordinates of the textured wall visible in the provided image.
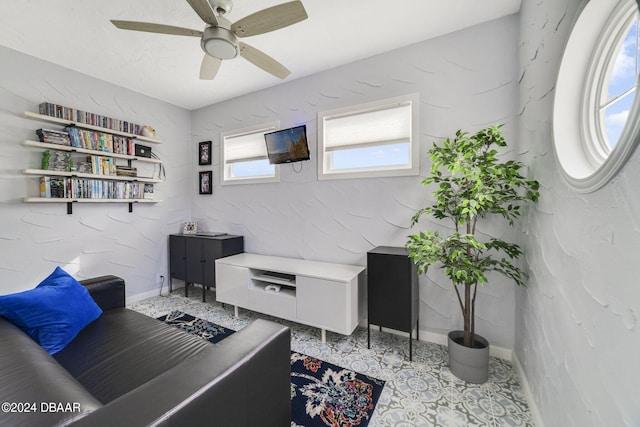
[190,16,522,350]
[0,46,191,299]
[517,0,640,425]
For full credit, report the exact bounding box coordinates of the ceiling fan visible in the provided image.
[111,0,307,81]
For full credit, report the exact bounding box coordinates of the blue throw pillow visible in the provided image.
[0,267,103,355]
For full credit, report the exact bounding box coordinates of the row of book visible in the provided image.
[40,150,139,178]
[39,102,143,135]
[88,155,117,176]
[39,177,152,200]
[70,127,134,155]
[36,127,134,155]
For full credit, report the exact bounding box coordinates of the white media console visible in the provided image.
[215,253,366,342]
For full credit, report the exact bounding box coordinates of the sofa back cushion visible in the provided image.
[54,308,212,404]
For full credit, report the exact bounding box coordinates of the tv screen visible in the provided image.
[264,125,310,164]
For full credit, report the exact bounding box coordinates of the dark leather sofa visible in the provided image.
[0,275,291,427]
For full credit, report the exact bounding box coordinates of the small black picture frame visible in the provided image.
[199,171,212,194]
[198,141,212,165]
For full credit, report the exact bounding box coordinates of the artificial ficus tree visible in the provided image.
[406,124,540,348]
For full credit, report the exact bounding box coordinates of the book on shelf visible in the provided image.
[143,184,154,199]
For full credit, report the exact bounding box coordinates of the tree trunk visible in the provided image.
[463,284,472,347]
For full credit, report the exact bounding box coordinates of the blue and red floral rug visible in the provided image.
[158,311,385,427]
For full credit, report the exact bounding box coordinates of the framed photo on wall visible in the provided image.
[199,171,212,194]
[198,141,212,165]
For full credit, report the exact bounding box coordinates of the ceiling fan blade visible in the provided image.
[200,54,222,80]
[239,42,291,79]
[231,1,308,38]
[186,0,218,25]
[111,20,202,37]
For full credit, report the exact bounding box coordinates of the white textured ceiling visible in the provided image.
[0,0,520,110]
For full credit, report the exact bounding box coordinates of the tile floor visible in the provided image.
[130,290,534,427]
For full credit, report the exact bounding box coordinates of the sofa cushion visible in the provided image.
[54,308,212,404]
[0,267,102,355]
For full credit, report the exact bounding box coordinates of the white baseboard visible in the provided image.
[512,352,544,427]
[365,323,513,360]
[126,282,183,304]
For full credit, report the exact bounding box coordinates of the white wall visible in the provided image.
[190,16,522,350]
[517,0,640,425]
[0,45,192,300]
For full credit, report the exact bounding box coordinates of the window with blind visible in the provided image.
[318,93,420,180]
[220,122,279,184]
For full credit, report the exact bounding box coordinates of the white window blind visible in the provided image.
[220,122,279,185]
[318,93,419,180]
[223,128,271,164]
[323,103,412,152]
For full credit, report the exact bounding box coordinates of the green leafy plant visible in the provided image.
[406,124,539,348]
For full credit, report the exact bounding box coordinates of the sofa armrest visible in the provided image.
[0,318,103,427]
[79,276,125,311]
[69,319,291,427]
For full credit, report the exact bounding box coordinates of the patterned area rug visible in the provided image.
[158,311,384,427]
[157,311,235,343]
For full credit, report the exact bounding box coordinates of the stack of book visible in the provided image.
[116,165,137,177]
[42,150,71,171]
[74,161,92,174]
[36,128,71,146]
[39,102,143,136]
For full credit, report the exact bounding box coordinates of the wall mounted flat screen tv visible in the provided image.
[264,125,310,164]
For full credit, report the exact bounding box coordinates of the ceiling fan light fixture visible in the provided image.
[201,26,238,59]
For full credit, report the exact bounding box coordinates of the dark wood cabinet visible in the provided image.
[169,234,244,301]
[367,246,419,361]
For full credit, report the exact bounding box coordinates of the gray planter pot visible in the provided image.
[447,330,490,383]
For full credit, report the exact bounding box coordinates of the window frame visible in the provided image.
[220,122,280,185]
[584,1,638,165]
[553,0,640,192]
[317,93,420,180]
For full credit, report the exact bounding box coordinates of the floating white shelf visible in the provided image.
[23,168,162,184]
[23,111,162,144]
[24,198,160,203]
[22,140,162,164]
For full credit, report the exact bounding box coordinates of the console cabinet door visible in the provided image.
[297,276,357,335]
[216,263,249,306]
[169,235,186,280]
[201,239,219,287]
[185,238,204,284]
